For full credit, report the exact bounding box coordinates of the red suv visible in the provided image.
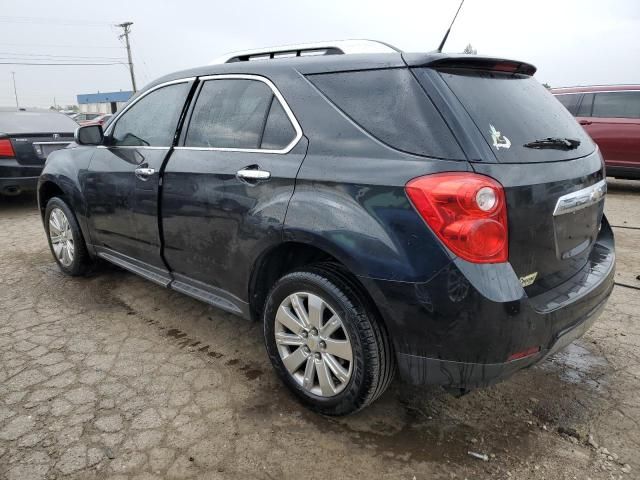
[552,85,640,179]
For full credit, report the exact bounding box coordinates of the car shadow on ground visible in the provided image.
[0,192,38,213]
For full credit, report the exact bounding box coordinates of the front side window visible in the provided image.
[111,82,190,147]
[185,79,296,150]
[592,91,640,119]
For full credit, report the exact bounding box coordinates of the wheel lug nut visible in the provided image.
[310,328,318,336]
[319,341,326,349]
[314,353,321,360]
[302,346,310,354]
[301,331,308,338]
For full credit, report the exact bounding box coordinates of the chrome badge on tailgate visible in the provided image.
[553,180,607,216]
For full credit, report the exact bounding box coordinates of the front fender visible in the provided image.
[38,145,95,255]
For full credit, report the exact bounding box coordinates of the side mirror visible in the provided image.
[75,124,104,146]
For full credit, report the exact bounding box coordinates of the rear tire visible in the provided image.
[263,264,394,415]
[44,197,93,276]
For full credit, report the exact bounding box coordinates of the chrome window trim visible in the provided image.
[175,74,302,155]
[96,145,170,150]
[553,89,640,96]
[32,141,72,146]
[553,179,607,216]
[102,77,196,146]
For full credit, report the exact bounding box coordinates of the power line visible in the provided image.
[0,16,115,27]
[0,62,126,66]
[0,42,123,49]
[0,52,127,61]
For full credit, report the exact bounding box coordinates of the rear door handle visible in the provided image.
[237,167,271,181]
[134,167,155,180]
[579,120,592,125]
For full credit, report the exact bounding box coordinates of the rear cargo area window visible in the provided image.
[429,68,595,163]
[307,68,463,160]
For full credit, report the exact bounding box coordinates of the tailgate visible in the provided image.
[472,151,606,293]
[10,134,73,165]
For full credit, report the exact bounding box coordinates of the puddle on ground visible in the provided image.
[542,342,608,390]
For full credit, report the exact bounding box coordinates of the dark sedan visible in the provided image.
[0,109,77,196]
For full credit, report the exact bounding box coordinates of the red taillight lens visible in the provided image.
[405,172,508,263]
[0,138,15,158]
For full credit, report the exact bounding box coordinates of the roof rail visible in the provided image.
[211,39,401,64]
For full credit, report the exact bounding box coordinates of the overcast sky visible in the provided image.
[1,0,639,107]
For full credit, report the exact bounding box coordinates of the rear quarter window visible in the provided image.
[307,68,464,160]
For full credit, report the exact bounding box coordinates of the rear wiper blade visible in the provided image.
[523,137,581,150]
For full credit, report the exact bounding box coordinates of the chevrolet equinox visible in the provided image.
[38,40,615,415]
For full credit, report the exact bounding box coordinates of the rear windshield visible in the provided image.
[307,68,464,160]
[0,111,78,134]
[431,69,594,163]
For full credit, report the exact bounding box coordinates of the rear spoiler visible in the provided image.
[402,53,537,76]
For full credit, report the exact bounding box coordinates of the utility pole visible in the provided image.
[11,72,19,109]
[116,22,137,92]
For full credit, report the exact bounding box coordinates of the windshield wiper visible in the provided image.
[523,137,581,150]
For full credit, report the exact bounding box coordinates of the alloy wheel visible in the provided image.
[274,292,353,397]
[49,207,74,267]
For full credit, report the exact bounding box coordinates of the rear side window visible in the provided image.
[432,69,594,163]
[308,68,463,159]
[112,82,190,147]
[554,94,581,115]
[185,79,297,150]
[592,91,640,119]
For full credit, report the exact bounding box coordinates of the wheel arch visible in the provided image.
[248,240,390,335]
[37,174,95,257]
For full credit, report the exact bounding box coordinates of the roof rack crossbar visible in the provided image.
[211,39,401,64]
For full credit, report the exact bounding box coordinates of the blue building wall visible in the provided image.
[77,91,133,105]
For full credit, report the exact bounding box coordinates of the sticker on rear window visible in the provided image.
[490,124,511,150]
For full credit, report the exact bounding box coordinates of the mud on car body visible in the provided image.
[38,40,615,415]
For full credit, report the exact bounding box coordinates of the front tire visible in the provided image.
[44,197,93,276]
[263,265,394,415]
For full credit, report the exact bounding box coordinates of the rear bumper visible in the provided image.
[0,161,42,194]
[606,166,640,180]
[0,176,39,194]
[395,286,608,388]
[360,218,615,389]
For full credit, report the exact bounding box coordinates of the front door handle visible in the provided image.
[134,167,155,180]
[579,120,592,126]
[237,167,271,181]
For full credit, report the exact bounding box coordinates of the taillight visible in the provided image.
[405,172,508,263]
[0,138,15,158]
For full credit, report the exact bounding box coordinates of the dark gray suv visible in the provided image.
[38,40,615,415]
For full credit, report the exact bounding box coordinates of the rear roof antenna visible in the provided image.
[436,0,466,53]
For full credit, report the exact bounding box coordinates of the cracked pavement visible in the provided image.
[0,179,639,480]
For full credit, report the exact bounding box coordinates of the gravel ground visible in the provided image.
[0,179,639,480]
